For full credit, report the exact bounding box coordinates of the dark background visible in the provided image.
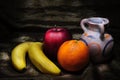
[0,0,120,80]
[0,0,120,32]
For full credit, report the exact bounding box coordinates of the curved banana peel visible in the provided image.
[11,42,31,71]
[28,42,61,75]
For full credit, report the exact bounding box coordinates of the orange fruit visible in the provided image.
[57,40,89,72]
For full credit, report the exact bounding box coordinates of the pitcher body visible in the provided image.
[80,17,114,63]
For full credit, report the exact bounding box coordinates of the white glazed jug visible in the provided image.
[80,17,114,64]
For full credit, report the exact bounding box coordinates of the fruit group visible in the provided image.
[57,40,89,72]
[43,27,72,60]
[11,41,61,75]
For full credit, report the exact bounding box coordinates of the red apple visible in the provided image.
[43,27,72,60]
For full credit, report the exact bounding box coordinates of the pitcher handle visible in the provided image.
[80,19,88,32]
[99,18,109,34]
[99,18,109,39]
[99,24,104,36]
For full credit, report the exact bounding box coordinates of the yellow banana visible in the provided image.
[11,42,31,71]
[28,42,61,75]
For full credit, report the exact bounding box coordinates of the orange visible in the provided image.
[57,40,89,72]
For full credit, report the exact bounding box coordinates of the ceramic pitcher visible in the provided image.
[80,17,114,64]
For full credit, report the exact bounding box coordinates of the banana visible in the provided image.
[11,42,31,71]
[28,42,61,75]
